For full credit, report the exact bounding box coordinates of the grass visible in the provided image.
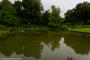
[71,28,90,33]
[0,29,10,38]
[0,30,8,33]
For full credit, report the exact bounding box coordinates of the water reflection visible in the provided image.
[64,32,90,55]
[0,31,61,59]
[0,31,90,60]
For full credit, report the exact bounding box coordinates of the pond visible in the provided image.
[0,31,90,60]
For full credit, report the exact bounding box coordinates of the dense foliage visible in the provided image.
[42,10,50,26]
[0,0,20,26]
[65,2,90,25]
[22,0,43,25]
[48,5,61,27]
[0,0,62,28]
[0,0,90,28]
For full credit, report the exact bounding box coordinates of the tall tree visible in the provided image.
[22,0,43,24]
[48,5,61,27]
[64,9,76,24]
[13,0,24,25]
[65,2,90,25]
[42,10,50,26]
[0,0,19,26]
[14,0,22,17]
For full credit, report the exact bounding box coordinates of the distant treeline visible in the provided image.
[0,0,90,28]
[65,2,90,25]
[0,0,63,27]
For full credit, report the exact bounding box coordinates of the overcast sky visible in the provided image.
[41,0,90,17]
[1,0,90,17]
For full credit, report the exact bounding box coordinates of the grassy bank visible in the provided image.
[0,25,60,35]
[71,28,90,33]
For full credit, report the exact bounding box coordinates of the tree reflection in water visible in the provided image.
[0,31,90,60]
[0,31,61,58]
[64,32,90,55]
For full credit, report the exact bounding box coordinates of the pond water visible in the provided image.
[0,31,90,60]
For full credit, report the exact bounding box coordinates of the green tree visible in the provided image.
[13,0,24,25]
[64,9,75,24]
[65,2,90,25]
[48,5,61,27]
[22,0,43,25]
[42,10,50,26]
[13,1,22,17]
[0,0,19,26]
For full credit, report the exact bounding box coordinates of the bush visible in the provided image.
[48,23,60,28]
[60,25,68,30]
[0,25,8,30]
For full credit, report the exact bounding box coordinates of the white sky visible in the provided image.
[1,0,90,17]
[41,0,90,17]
